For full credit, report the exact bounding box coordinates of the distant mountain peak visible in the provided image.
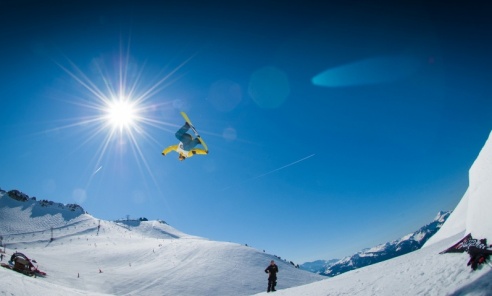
[300,211,451,277]
[434,210,449,222]
[1,188,86,215]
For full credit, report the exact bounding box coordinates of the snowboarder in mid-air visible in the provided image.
[162,112,208,161]
[264,260,279,292]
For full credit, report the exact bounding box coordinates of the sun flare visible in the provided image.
[54,47,192,191]
[105,98,138,130]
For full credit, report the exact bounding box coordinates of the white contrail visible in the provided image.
[222,154,316,191]
[250,153,316,181]
[92,166,103,175]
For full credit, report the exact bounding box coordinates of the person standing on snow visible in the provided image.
[264,260,279,292]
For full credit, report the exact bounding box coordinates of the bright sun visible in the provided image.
[57,48,186,187]
[105,98,138,130]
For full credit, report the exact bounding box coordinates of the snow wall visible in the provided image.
[424,130,492,247]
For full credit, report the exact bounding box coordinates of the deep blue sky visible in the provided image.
[1,0,491,263]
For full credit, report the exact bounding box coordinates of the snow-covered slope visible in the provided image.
[425,131,492,247]
[0,191,323,296]
[253,234,492,296]
[252,131,492,296]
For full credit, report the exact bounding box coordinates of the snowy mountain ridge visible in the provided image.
[317,210,450,277]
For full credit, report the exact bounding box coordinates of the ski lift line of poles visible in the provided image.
[0,217,99,245]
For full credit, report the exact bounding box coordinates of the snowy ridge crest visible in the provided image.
[0,189,89,234]
[0,188,86,214]
[302,211,451,277]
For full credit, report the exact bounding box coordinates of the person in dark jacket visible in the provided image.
[264,260,279,292]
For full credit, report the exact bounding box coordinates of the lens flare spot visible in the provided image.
[312,55,422,88]
[222,127,237,141]
[72,188,87,204]
[207,79,242,112]
[248,66,290,109]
